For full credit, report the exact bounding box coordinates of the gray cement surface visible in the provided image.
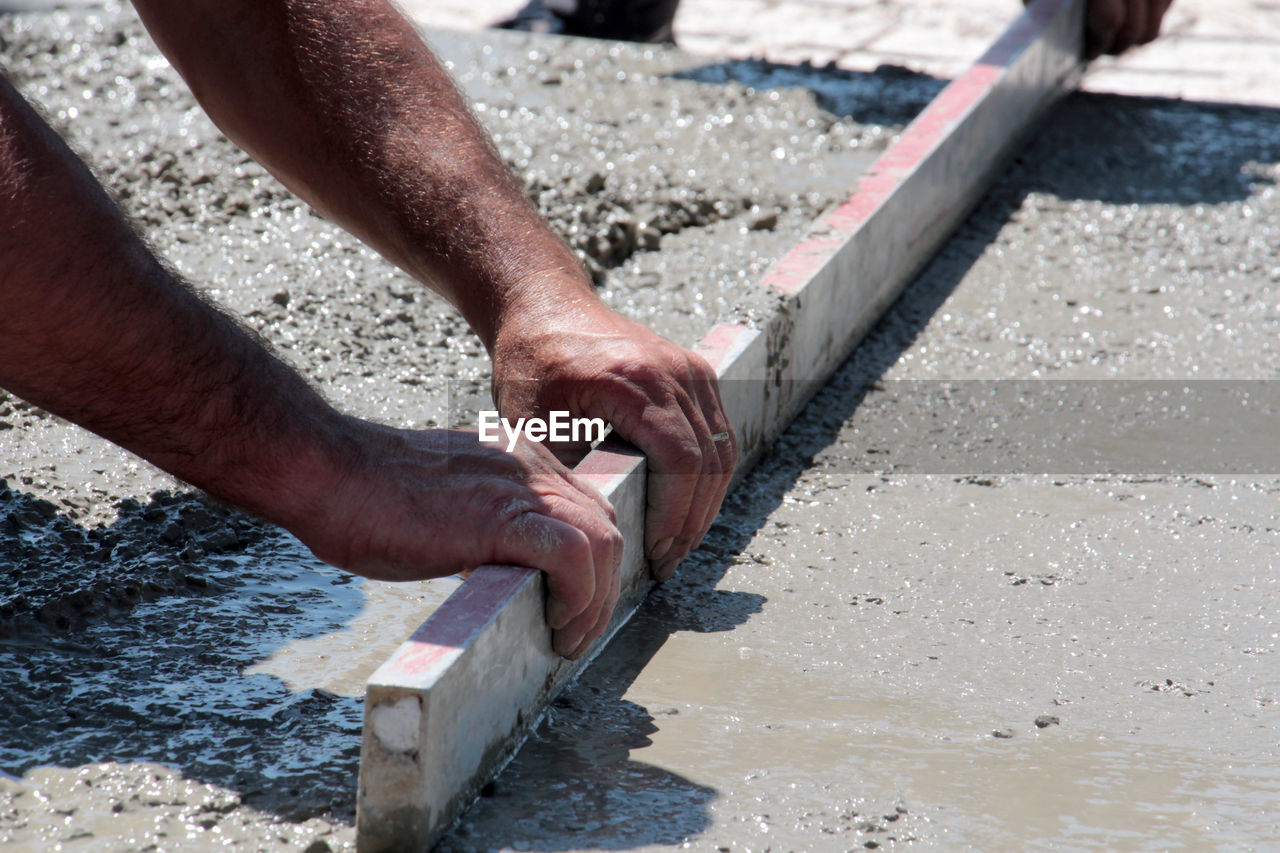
[442,93,1280,852]
[2,4,1278,852]
[0,5,917,849]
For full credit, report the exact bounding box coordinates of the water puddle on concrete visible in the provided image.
[245,574,461,699]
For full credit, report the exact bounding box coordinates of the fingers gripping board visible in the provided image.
[357,1,1085,848]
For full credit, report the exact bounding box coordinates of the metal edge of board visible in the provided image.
[356,1,1084,848]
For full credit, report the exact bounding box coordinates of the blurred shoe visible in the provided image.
[494,0,569,35]
[494,0,680,44]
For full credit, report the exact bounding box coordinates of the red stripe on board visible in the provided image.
[694,323,752,370]
[762,235,848,293]
[858,67,1000,178]
[766,64,1001,295]
[388,640,459,679]
[826,63,1002,229]
[763,0,1069,296]
[387,566,535,678]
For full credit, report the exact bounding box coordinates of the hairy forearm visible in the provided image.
[0,76,341,526]
[130,0,591,351]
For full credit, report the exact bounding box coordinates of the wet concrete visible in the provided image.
[3,3,1278,850]
[443,99,1280,850]
[0,4,922,849]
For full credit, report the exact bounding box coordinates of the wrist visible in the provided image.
[486,270,634,354]
[461,265,596,354]
[176,363,355,539]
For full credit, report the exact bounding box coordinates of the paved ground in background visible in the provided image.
[5,0,1278,105]
[398,0,1280,107]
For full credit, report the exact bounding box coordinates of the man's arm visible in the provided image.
[0,74,620,658]
[129,0,738,581]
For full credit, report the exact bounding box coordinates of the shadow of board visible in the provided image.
[438,68,1280,851]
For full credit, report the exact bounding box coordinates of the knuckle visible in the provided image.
[612,354,669,389]
[487,489,537,523]
[684,350,716,381]
[664,440,703,472]
[580,512,616,555]
[562,519,596,558]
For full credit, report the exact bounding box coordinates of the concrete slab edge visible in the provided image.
[356,2,1084,848]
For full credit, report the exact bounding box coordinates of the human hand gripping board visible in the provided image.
[355,322,764,851]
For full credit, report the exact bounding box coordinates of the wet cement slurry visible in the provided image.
[443,102,1280,849]
[2,6,1278,852]
[0,5,929,849]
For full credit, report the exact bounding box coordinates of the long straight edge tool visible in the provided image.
[356,0,1086,847]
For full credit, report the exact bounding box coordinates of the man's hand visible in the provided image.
[490,291,738,582]
[1085,0,1174,57]
[0,70,619,659]
[296,423,623,659]
[1029,0,1174,58]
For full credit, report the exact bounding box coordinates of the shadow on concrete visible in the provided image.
[676,59,1277,206]
[438,558,761,850]
[996,92,1278,206]
[0,484,368,825]
[440,83,1280,849]
[673,58,947,129]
